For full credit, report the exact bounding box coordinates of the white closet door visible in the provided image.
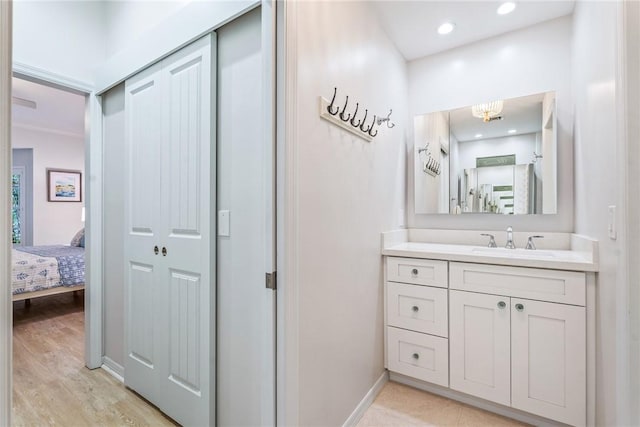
[449,290,511,406]
[124,62,163,403]
[159,34,214,426]
[124,34,214,427]
[217,8,275,425]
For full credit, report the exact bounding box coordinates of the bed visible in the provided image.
[11,245,85,302]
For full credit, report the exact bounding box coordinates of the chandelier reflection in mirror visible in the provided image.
[471,100,504,122]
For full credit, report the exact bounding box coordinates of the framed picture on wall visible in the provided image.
[47,169,82,202]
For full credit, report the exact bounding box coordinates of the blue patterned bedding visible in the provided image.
[12,249,60,295]
[13,245,85,295]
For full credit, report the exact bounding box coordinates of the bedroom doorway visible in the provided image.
[10,75,91,423]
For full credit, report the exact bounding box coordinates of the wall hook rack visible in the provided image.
[532,151,543,163]
[418,142,441,176]
[319,87,392,142]
[377,109,395,128]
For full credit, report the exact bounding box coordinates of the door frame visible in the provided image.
[11,63,104,372]
[0,3,13,425]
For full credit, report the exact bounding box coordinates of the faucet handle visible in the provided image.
[525,235,544,250]
[480,233,497,248]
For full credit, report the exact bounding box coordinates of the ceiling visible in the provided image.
[373,1,575,61]
[449,92,546,142]
[12,77,85,136]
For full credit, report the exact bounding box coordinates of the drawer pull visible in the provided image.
[412,353,420,360]
[497,301,506,309]
[411,268,419,276]
[412,305,419,312]
[515,303,525,312]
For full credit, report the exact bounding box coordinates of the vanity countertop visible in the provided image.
[382,229,599,272]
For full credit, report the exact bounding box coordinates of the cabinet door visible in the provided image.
[449,290,511,406]
[511,299,586,426]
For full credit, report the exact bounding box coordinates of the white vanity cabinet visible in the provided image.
[385,255,590,426]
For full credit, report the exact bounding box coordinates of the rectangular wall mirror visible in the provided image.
[414,91,557,215]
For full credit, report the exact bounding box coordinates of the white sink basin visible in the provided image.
[471,247,557,258]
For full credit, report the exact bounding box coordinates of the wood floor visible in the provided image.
[357,382,529,426]
[12,294,527,427]
[12,293,176,426]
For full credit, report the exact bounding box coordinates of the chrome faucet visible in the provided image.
[525,235,544,250]
[505,226,516,249]
[481,233,497,248]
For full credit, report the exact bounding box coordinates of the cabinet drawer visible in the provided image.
[387,282,448,337]
[387,327,448,387]
[387,257,448,288]
[450,262,585,306]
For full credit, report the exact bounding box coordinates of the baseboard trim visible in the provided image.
[342,371,389,427]
[390,372,563,427]
[101,357,124,383]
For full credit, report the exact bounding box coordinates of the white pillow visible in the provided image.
[70,228,85,247]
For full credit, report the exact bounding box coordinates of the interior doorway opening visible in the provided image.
[10,75,89,423]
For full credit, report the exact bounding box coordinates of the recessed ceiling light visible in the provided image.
[508,129,517,134]
[437,22,455,35]
[475,133,483,138]
[497,2,516,15]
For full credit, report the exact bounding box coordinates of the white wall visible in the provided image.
[572,2,626,425]
[103,1,192,57]
[407,16,573,231]
[12,0,106,84]
[292,2,407,425]
[102,84,125,369]
[11,126,84,245]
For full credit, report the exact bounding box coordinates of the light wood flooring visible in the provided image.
[12,293,176,426]
[357,381,529,426]
[12,294,527,427]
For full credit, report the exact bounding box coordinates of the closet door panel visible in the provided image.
[159,34,214,427]
[166,57,204,238]
[124,63,164,402]
[126,69,162,236]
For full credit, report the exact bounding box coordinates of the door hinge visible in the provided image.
[266,271,277,290]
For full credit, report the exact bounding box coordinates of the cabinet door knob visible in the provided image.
[154,245,159,255]
[411,268,419,276]
[412,305,419,312]
[412,353,419,360]
[515,303,524,312]
[162,247,167,256]
[497,301,506,309]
